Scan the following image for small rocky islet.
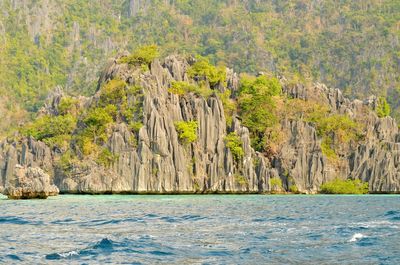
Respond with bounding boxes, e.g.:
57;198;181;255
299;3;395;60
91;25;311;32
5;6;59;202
1;50;399;199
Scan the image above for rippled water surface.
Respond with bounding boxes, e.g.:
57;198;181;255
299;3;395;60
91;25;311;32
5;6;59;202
0;195;399;264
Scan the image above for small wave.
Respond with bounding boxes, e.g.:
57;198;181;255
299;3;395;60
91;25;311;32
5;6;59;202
270;216;296;222
0;216;32;225
180;214;207;221
80;217;144;227
349;233;366;242
384;210;400;221
160;216;179;223
384;210;400;217
5;254;22;261
148;250;174;256
144;213;158;218
45;238;114;260
252;218;268;222
93;238;113;250
50;218;75;225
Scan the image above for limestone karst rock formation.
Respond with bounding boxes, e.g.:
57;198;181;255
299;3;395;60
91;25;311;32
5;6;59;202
1;54;399;195
3;165;59;199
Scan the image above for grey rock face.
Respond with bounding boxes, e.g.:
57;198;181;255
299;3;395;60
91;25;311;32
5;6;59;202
0;55;399;194
3;165;59;199
280;83;400;193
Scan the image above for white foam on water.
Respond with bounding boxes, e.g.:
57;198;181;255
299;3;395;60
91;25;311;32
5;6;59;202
59;250;79;258
349;233;365;242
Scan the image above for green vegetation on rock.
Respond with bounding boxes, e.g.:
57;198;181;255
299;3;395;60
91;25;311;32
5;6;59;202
58;97;80;115
168;81;197;96
188;57;226;87
99;79;127;106
217;90;236;126
118;45;159;68
313;114;362;159
320;179;369;194
270;177;283;192
238;75;281;152
289;184;299;194
167;80;213;99
174;121;198;144
235;175;248;185
376;96;391;118
96;148;118;167
224;132;244;162
23;114;77;149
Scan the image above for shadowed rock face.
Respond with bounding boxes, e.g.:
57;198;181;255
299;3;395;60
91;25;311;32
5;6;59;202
3;165;59;199
0;55;399;195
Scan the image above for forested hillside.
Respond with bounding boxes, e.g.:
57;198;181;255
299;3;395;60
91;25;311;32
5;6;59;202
1;0;399;136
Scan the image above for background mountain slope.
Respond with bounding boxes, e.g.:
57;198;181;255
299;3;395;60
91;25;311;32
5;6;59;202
1;0;399;136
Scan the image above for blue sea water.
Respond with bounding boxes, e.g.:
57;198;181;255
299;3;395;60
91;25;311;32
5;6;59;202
0;195;399;264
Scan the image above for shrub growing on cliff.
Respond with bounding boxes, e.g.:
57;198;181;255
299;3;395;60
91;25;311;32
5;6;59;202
23;114;77;142
83;105;116;129
238;74;282;151
320;179;369;194
225;132;244;162
119;45;159;67
57;149;77;172
270;177;283;191
99;79;127;106
58;96;79;115
289;184;299;193
168;81;197;95
81;105;116;145
376;96;391;118
217;90;236;125
174;121;198;144
312;114;362;159
96;148;118;167
316;114;360;143
280;93;363;159
187;57;226;87
235;175;248;185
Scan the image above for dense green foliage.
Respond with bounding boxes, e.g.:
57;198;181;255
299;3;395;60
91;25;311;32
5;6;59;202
168;80;214;98
118;45;159;67
82;105;116;140
23;114;76;149
217;90;236;125
58;97;80;115
187;57;226;87
99;79;128;106
174;121;198;144
224;132;244;162
313;114;362;159
98;79;144;132
238;75;281;151
320;179;369;194
270;177;283;191
289;184;299;194
168;81;197;96
376;96;391;118
1;0;400;133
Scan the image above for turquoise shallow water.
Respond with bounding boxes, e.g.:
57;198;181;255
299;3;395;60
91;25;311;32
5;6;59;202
0;195;399;264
